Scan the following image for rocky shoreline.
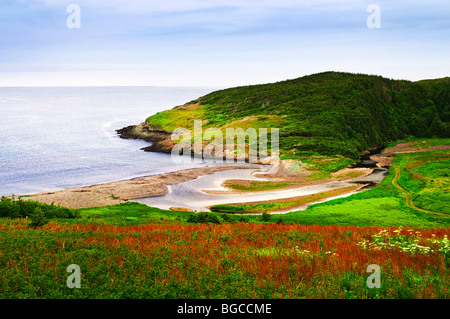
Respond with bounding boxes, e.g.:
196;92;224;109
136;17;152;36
116;122;268;162
116;122;174;154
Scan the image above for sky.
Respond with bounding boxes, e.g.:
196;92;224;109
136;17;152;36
0;0;449;87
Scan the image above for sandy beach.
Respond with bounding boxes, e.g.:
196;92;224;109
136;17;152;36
20;164;259;209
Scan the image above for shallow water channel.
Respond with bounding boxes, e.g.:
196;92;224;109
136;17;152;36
134;155;389;213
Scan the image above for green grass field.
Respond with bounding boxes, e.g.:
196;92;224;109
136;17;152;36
282;149;450;227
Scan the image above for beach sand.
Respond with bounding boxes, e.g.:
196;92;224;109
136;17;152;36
21;164;257;209
19;162;370;210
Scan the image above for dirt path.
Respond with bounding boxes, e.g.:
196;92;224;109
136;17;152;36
391;166;446;216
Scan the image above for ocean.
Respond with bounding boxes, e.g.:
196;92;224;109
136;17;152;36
0;86;215;196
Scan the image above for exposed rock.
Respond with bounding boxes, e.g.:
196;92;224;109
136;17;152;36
116;122;174;154
116;122;272;163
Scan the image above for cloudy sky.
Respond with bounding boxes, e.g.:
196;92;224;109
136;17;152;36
1;0;449;87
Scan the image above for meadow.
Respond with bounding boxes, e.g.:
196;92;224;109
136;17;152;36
0;220;448;299
0;143;449;299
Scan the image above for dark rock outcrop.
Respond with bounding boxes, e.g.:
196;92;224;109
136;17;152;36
116;122;174;154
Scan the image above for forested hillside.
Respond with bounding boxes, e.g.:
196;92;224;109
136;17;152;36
136;72;449;161
187;72;449;159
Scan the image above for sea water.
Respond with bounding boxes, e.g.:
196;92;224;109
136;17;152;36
0;86;215;196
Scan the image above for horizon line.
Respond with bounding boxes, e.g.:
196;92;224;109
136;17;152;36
0;71;448;89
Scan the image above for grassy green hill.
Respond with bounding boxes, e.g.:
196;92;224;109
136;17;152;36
145;72;449;161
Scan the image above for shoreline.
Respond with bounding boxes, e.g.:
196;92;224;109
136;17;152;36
133;167;379;213
202;167;374;195
15;162;374;210
206;183;370;215
16;164;260;209
14;140;448;211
